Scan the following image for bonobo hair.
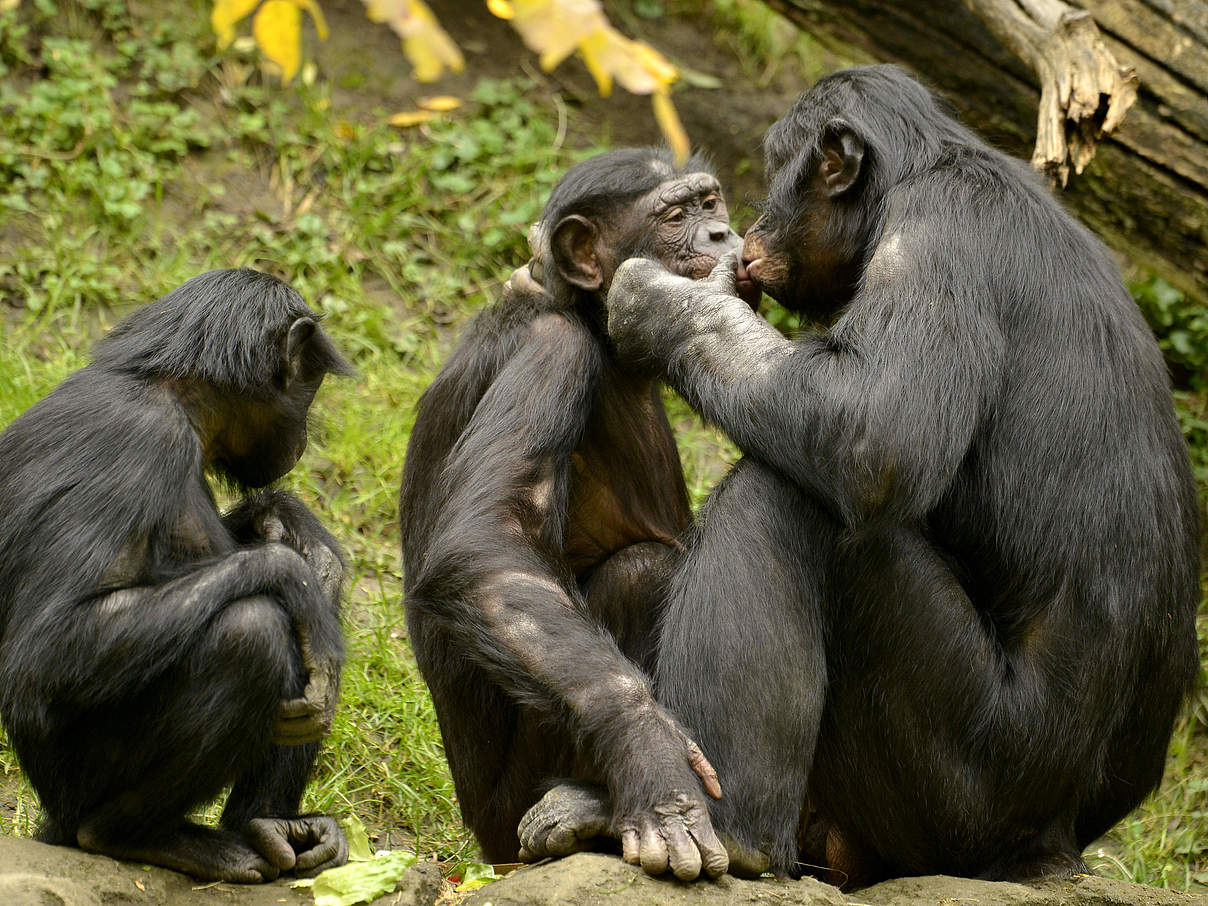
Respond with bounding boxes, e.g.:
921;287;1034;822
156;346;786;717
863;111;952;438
92;268;351;391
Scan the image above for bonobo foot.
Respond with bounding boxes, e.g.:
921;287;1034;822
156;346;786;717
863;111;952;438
246;815;349;877
77;820;280;883
518;781;613;861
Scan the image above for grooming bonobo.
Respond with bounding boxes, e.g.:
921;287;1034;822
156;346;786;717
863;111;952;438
400;149;758;880
0;269;353;882
526;65;1198;886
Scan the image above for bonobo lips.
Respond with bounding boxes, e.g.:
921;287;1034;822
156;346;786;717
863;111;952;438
736;256;762;309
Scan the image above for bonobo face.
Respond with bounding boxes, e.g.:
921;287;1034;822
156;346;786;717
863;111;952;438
741;116;873;318
629;172;741;281
216;375;324;489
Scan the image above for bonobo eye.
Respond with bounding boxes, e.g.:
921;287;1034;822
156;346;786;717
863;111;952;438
664;208;685;224
702;196;720;213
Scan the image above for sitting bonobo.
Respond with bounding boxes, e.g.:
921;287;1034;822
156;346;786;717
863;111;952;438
400;148;760;880
0;269;353;882
529;66;1200;888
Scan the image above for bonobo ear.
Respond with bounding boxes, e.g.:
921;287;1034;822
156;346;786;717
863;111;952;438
819;119;865;197
551;215;603;292
278;316;317;389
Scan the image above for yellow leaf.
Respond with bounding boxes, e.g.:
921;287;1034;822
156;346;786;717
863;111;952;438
388;110;439;127
253;0;302;81
364;0;465;81
211;0;260;47
486;0;514;19
418;95;462;111
287;0;329;39
653;89;690;167
577;31;613;97
509;0;603;72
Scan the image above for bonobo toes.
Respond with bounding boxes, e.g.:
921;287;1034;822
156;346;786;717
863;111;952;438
518;782;613;861
246;815;349;877
719;833;771;878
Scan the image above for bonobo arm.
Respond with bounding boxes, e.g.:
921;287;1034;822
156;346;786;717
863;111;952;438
224;490;346;745
409;313;726;880
9;544;338;710
606;224;1004;525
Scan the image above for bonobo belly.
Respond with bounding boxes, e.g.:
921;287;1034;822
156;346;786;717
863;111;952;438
561;407;690;576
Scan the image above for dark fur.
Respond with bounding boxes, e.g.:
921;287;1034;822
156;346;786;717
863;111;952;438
609;67;1201;883
0;269;351;881
400;149;729;862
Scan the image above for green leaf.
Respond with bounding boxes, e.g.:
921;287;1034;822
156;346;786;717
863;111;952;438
310;850;418;906
338;814;375;862
454;860;499;892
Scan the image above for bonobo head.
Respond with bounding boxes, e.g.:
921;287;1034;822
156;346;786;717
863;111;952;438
741;65;970;318
94;268;352;488
528;148;743;316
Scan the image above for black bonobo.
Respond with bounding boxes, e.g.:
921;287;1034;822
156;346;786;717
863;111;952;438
0;269;354;882
526;66;1202;886
401;148;759;880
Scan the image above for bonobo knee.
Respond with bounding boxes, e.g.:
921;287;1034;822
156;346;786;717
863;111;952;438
209;597;297;682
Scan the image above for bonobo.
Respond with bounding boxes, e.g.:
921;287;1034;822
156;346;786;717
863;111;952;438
400;148;758;880
528;66;1201;885
0;269;354;882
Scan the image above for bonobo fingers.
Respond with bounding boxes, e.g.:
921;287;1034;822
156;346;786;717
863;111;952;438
616;791;728;881
517;782;612;861
704;250;740;296
680;734;722;800
271;652;339;745
246;816;348;877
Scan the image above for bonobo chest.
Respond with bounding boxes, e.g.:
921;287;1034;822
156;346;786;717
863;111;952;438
562;373;691;574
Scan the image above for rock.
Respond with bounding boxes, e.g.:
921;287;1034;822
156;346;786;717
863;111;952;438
461;853;848;906
0;834;447;906
461;853;1208;906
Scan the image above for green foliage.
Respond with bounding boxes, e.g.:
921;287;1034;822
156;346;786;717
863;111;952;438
1133;276;1208;390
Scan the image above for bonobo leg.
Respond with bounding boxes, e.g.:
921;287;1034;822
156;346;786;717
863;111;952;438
581;540;678;674
658;458;831;878
74;597;305;881
810;526;1088;882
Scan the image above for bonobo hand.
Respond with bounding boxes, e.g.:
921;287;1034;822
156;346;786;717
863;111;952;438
271;624;340;745
606;252;746;374
504;261;547;300
612;723;727;881
257;512;343;603
246;815;348;877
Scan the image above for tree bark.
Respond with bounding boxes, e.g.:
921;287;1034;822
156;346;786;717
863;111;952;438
763;0;1208;304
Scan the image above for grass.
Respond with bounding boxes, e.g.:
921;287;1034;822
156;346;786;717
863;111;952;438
0;0;1205;890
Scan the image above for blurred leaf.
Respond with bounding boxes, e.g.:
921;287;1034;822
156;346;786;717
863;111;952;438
418;95;461;111
212;0;259;47
253;0;303;81
494;0;685;152
387;109;439;127
486;0;514;17
310;850;418;906
653;88;688;165
364;0;464;82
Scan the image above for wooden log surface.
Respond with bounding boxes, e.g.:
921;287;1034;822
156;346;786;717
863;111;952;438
763;0;1208;304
